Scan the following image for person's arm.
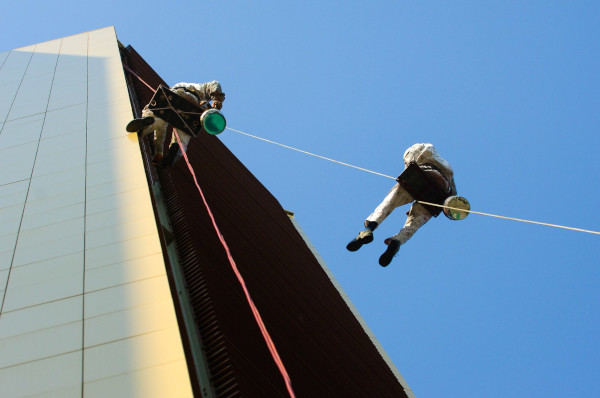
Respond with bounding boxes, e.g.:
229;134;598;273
204;81;225;109
170;82;189;90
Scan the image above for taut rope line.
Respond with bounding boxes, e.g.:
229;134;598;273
417;201;600;235
226;127;397;180
226;127;600;236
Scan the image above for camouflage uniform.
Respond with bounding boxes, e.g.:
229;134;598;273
140;81;225;158
366;143;457;246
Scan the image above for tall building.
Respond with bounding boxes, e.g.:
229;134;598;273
0;27;415;397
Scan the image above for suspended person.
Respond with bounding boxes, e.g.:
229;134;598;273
346;143;457;266
126;81;225;164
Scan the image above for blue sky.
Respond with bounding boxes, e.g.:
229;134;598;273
2;2;599;397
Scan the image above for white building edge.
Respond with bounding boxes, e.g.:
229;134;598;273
287;213;416;398
0;27;193;397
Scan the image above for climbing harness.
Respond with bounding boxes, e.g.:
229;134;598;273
395;162;450;217
146;84;227;136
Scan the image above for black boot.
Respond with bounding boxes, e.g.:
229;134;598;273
126;116;154;133
158;144;181;170
378;239;400;267
364;220;378;231
346;229;374;252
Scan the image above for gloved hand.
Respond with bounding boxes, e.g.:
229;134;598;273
211;92;225;110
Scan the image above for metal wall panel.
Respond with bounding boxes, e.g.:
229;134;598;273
0;27;193;398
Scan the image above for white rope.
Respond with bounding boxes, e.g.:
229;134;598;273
226;128;396;180
417;201;600;235
225;126;600;236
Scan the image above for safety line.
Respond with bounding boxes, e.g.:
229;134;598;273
168;95;296;396
417;201;600;235
123;64;156;93
226;127;397;180
174;131;296;397
122;67;296;397
227;127;600;236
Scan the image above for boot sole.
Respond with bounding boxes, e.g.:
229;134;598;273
346;235;373;252
126;116;154;132
379;240;400;267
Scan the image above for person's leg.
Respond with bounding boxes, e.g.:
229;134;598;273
127;108;168;163
170;129;191;153
346;225;376;252
161;130;192;167
151;117;168;161
126;107;155;133
379;202;432;266
365;183;413;226
347;184;413;252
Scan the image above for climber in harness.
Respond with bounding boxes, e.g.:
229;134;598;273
126;81;226;164
346;143;465;267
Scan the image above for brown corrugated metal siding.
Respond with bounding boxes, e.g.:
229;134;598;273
121;45;411;398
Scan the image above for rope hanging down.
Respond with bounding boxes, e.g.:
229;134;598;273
173;132;296;398
226;127;600;236
123;67;296;398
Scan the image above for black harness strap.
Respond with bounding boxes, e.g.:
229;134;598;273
147;85;208;137
396;163;451;217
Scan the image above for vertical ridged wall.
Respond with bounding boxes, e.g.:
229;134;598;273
158;170;239;397
123;41;413;398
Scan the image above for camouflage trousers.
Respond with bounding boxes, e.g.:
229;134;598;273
365;183;433;246
140;88;200;156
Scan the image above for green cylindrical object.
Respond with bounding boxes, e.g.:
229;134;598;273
201;109;227;135
443;196;470;220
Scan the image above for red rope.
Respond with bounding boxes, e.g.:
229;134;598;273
123;64;156;93
173;131;296;398
124;67;296;397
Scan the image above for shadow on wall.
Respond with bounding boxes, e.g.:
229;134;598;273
0;30;174;396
